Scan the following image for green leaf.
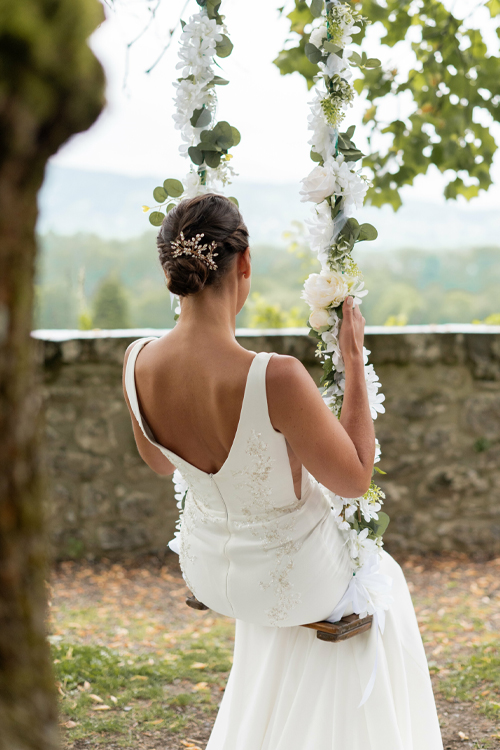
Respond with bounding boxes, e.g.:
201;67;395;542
166;202;176;213
357;223;378;242
348;51;363;66
228;196;239;207
304;41;323;64
180;19;186;29
310;149;323;163
310;0;323;18
323;41;342;55
188;146;204;165
487;0;500;15
364;58;381;69
230;126;241;147
373;466;387;475
153;186;167;203
190;106;212;128
163;178;184;197
204;151;222;168
370;511;390;538
215;34;234;58
345;125;356;139
149;211;164;227
212;75;230;85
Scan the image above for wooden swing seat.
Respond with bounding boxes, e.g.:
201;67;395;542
185;595;373;642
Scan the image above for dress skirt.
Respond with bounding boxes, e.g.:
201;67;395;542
205;551;443;750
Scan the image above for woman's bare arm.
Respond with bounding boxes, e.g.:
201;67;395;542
122;343;176;476
266;298;374;498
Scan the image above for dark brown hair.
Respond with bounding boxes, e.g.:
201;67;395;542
157;193;249;297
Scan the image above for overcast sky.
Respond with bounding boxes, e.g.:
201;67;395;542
50;0;500;208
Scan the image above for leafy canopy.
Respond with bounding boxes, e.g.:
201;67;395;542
274;0;500;209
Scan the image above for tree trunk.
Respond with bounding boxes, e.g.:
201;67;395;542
0;2;105;748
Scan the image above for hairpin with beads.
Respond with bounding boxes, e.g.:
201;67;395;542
170;231;219;271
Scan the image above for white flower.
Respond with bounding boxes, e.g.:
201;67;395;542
183;171;207;199
374;438;381;464
344;274;369;305
310;25;327;48
309;308;331;330
307;89;338;160
321;52;352;80
364;363;386;419
305;200;335;265
302;269;348;310
299;163;338;204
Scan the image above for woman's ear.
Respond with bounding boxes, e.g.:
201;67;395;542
238;246;251;278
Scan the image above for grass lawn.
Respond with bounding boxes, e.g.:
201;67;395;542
46;552;500;749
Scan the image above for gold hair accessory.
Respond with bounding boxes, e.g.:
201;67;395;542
170;231;219;270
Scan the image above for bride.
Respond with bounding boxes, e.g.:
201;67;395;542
123;192;443;749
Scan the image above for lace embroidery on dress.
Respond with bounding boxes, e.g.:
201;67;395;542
231;429;305;626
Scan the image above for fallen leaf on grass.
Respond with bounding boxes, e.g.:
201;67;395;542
191;662;208;669
192;682;209;691
91;705;111;711
458;731;469;741
130;675;148;681
110;696;118;704
62;721;79;729
145;719;163;725
163;653;179;661
89;694;103;703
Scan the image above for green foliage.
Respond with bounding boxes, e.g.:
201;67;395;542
274;0;500;207
92;274;130;329
246;292;307;328
34;233;500;330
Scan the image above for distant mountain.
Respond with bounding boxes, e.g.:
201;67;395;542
37;164;500;250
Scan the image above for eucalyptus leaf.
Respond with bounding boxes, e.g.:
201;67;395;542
149;211;164;227
228;196;239;207
164;178;184;197
230;126;241;147
310;149;323;163
215;34;234;58
305;42;322;64
212;75;229;85
345;125;356;139
166;202;176;213
310;0;323;18
348;51;363;66
204;150;222;168
153;186;167;203
324;41;342;55
188;146;204;165
190;106;212;128
365;57;381;68
358;223;378;242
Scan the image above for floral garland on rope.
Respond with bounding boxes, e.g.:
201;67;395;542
142;0;241;544
299;1;394;631
143;0;240;227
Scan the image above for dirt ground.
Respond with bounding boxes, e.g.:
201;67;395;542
46;551;500;749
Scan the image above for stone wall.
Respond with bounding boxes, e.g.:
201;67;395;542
34;326;500;560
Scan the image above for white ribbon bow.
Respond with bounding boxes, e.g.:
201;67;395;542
326;553;394;707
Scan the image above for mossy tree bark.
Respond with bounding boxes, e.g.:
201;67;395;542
0;2;105;748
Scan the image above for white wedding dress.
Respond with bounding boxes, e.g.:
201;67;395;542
125;337;443;750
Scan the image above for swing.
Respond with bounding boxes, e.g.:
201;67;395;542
185;594;373;642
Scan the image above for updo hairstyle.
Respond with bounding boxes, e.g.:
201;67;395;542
157;193;250;297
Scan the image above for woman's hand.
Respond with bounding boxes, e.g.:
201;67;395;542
339;296;365;365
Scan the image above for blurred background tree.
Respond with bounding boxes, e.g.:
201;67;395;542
92;274;131;329
274;0;500;208
0;1;104;748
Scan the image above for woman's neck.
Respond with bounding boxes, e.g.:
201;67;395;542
173;286;238;346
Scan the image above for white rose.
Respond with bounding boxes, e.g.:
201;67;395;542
310;25;327;48
309;309;330;330
299;164;337;203
301;269;349;310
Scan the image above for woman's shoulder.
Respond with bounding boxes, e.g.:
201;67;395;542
266;352;316;404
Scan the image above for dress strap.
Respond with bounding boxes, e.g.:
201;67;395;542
242;351;276;434
124;337;161;444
